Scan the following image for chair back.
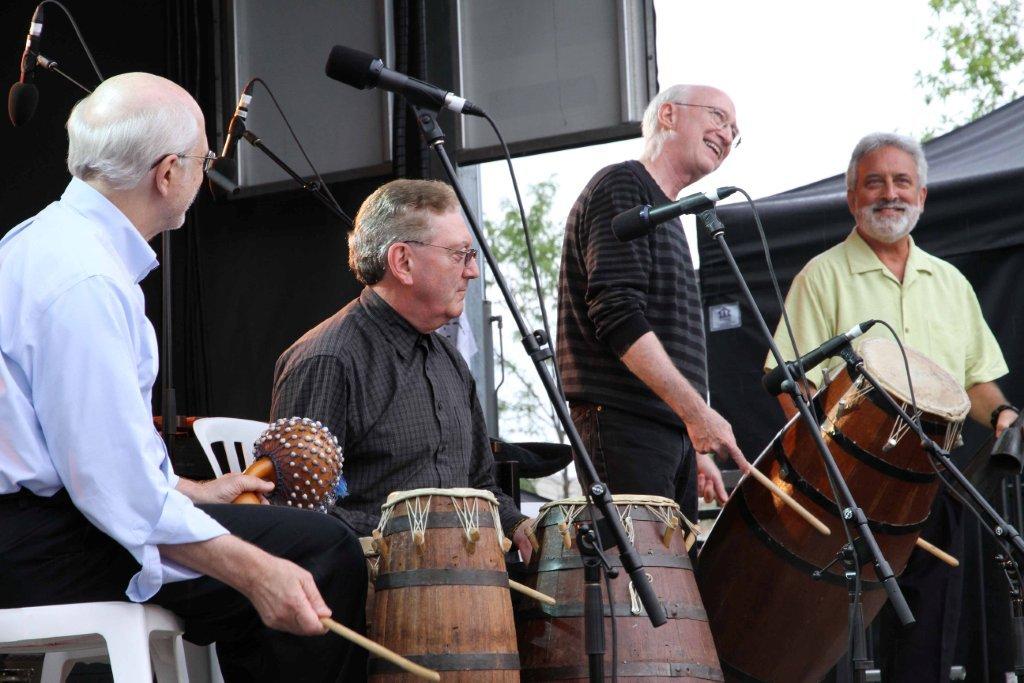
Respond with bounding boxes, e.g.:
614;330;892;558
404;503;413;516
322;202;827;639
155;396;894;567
193;417;269;476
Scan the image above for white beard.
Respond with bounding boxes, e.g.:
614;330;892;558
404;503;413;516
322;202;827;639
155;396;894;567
856;201;922;243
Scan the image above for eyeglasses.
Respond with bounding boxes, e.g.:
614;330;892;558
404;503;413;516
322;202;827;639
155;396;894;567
404;240;478;267
670;102;742;148
150;150;218;173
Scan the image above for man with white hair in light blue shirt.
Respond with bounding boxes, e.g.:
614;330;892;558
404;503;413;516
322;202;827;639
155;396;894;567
0;72;366;682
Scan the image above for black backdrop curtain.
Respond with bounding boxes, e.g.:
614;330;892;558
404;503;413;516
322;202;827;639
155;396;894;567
0;0;454;423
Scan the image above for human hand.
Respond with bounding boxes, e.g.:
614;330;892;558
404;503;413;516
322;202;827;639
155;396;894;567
244;555;331;636
995;408;1021;439
513;519;535;564
695;452;728;504
190;473;275;505
686;405;749;471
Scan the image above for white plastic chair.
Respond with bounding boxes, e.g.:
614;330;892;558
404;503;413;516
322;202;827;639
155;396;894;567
0;602;187;682
192;417;268;476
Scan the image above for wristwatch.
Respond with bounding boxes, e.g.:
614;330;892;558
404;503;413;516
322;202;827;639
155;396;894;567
990;403;1020;429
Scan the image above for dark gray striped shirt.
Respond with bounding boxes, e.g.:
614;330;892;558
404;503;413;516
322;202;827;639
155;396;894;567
270;288;524;536
556;160;708;428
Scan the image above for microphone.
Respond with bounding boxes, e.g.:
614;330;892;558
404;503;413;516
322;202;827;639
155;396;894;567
611;186;738;242
325;45;484;117
207;81;254;197
762;320;879;396
8;4;44;127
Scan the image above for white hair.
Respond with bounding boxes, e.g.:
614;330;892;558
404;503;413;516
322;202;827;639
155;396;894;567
66;73;201;190
640;84;696;160
846;132;928;191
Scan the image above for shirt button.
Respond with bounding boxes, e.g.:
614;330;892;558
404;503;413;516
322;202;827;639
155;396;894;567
438;402;445;411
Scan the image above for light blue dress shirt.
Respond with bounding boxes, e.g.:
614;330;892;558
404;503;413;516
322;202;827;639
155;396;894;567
0;178;228;601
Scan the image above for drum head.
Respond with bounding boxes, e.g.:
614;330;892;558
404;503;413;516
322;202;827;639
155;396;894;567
858;338;969;421
538;494;678;514
382;487;498;509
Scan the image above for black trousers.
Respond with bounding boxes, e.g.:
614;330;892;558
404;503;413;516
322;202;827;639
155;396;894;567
570;403;698;522
0;489;368;682
876;489;965;682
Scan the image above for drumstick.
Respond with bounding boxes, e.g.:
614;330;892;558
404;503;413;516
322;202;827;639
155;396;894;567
746;466;831;536
508;580;556;606
321;617;440;682
915;537;959;567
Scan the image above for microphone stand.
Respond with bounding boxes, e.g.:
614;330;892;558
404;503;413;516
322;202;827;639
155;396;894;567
834;344;1024;676
409;105;666;678
697;209;913;682
34;53;92;94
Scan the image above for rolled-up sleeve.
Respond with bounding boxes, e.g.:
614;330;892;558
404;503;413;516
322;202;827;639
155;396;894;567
27;276;227;601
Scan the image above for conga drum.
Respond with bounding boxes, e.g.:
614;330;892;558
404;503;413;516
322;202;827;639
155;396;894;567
516;495;721;682
697;338;970;682
369;488;520;681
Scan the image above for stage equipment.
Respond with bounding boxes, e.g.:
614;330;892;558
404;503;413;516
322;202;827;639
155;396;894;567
762;320;879;396
327;44;670;682
517;495;718;681
208;78;352;225
610;187;738;242
370;488;519;681
326;45;483;117
700;338;967;682
8;2;102;125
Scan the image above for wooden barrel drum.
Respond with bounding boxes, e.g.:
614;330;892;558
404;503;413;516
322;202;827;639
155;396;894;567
517;495;721;682
697;339;970;682
369;488;520;682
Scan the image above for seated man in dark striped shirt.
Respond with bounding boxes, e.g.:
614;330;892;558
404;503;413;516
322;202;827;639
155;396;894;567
556;84;749;522
270;179;533;560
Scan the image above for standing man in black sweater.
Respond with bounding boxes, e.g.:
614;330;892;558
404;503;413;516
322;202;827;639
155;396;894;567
557;84;748;521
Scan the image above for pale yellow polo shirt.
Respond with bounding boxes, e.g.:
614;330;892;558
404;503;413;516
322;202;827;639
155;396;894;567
765;229;1007;390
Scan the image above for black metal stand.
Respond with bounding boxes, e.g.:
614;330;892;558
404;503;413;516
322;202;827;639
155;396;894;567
696;209;914;646
578;524;617;683
35;53;92;95
409;105;666;644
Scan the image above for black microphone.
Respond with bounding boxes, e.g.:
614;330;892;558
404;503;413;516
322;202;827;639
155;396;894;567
611;186;738;242
8;4;44;127
762;320;879;396
325;45;484;117
207;81;254;197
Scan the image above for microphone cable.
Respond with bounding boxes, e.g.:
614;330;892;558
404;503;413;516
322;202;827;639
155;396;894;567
240;77;353;228
38;1;105;83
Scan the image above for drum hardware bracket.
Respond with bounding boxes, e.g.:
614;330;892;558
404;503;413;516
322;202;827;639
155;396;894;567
577;523;617;682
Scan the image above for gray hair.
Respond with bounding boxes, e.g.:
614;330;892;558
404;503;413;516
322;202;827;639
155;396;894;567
846;132;928;191
66;73;201;190
349;179;459;285
640;84;695;160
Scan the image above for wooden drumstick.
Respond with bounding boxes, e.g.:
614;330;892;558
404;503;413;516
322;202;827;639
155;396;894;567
321;617;440;681
746;466;831;536
915;537;959;567
508;580;557;606
233;458;275;504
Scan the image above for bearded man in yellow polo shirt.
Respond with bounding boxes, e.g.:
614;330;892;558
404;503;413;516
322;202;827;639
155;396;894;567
766;131;1019;681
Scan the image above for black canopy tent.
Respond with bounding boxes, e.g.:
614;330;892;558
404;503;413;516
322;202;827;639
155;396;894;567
696;96;1024;677
698;95;1024;464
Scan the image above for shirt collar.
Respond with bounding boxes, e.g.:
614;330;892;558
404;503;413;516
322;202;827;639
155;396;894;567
360;287;430;360
60;177;159;283
844;228;933;277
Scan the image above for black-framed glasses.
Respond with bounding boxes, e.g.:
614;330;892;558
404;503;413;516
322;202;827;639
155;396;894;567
150;150;218;173
404;240;478;267
670;102;742;148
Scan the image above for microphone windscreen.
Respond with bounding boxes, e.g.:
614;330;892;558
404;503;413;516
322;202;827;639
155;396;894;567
325;45;377;89
207;157;239;199
611;205;650;242
8;82;39;127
